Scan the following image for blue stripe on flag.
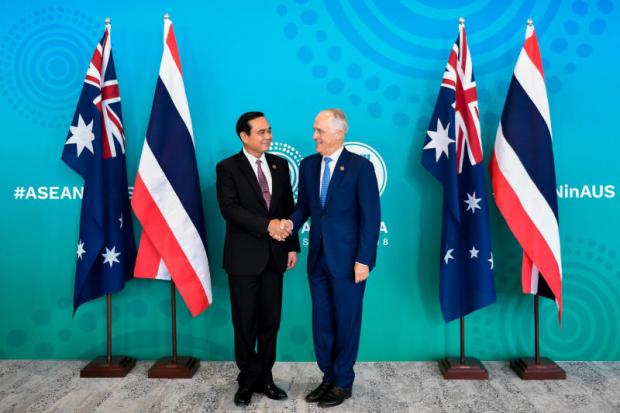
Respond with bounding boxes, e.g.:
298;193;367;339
500;76;558;218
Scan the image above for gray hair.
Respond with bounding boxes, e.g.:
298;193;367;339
321;108;348;135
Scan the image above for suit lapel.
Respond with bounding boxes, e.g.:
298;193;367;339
265;153;280;212
235;151;268;212
324;148;351;209
312;155;322;209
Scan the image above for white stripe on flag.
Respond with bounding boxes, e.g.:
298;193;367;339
159;22;194;143
530;262;539;293
494;125;562;276
137;142;213;303
156;259;171;280
513;51;552;137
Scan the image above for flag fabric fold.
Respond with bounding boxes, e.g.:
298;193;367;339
62;23;136;313
132;17;212;316
490;23;562;321
422;23;496;322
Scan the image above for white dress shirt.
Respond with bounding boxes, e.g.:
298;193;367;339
319;145;344;195
243;148;272;193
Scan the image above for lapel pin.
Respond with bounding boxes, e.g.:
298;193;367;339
272;164;277;169
340;166;345;171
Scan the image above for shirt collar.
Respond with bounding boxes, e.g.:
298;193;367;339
243;148;268;166
323;145;344;165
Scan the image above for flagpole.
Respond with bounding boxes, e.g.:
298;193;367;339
171;283;178;363
147;280;200;378
76;16;136;378
106;294;112;363
460;316;465;365
534;295;540;365
510;294;566;379
433;16;489;380
140;13;201;379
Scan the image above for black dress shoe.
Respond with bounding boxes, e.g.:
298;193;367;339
234;387;252;406
305;382;334;403
254;382;288;400
317;386;352;408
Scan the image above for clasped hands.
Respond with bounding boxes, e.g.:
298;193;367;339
268;219;293;241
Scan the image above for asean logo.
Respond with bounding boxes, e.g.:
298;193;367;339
268;141;303;198
344;141;387;196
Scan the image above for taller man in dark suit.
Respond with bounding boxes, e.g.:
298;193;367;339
285;108;381;408
216;112;299;407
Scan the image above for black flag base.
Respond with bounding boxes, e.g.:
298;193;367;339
80;355;136;378
439;357;489;380
510;357;566;380
147;356;200;379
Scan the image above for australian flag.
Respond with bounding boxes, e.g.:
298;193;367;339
61;23;136;313
421;23;496;322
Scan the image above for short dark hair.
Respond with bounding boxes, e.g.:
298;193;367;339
236;111;265;138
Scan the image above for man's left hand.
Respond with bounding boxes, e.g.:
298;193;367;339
354;262;369;283
287;251;298;270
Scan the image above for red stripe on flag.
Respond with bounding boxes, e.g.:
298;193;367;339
85;75;99;85
101;113;111;159
490;155;562;320
132;174;210;316
134;231;162;278
524;31;544;78
166;25;183;75
91;51;103;76
102;84;119;100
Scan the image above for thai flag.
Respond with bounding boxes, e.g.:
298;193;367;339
490;22;562;321
132;16;212;316
422;22;496;322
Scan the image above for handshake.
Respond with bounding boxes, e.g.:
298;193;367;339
268;219;293;242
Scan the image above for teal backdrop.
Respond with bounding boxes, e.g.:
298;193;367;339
1;0;618;361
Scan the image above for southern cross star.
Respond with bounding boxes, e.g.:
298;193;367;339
469;246;479;259
65;114;95;157
77;240;86;260
464;192;482;214
102;246;121;268
424;118;454;162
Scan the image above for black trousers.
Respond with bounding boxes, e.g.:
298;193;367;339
227;254;283;388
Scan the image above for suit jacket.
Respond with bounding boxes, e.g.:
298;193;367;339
216;151;300;275
290;147;381;278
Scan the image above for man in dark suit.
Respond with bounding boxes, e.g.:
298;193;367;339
216;112;299;407
285;109;381;407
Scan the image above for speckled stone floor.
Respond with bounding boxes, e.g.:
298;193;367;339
0;361;618;412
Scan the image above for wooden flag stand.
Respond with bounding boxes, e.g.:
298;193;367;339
439;316;488;379
80;295;136;377
510;295;566;379
147;282;200;378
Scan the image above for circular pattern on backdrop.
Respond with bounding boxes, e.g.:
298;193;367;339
6;329;28;347
31;309;51;326
0;7;99;128
276;1;612;131
77;311;97;332
268;141;304;199
469;237;620;360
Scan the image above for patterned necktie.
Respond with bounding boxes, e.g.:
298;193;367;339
320;157;332;207
256;159;271;209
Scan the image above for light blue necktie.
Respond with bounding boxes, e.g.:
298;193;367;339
320;157;332;207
